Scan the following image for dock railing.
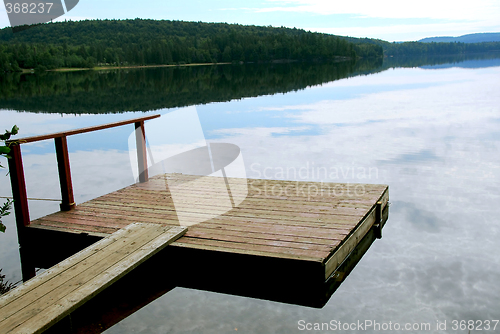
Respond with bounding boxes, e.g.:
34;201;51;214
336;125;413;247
6;114;160;278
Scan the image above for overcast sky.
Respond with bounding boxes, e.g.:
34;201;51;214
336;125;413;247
1;0;500;41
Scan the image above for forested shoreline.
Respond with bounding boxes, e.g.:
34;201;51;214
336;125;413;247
0;19;382;73
0;19;498;74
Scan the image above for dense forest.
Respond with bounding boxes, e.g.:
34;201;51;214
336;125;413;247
0;19;383;73
0;19;498;74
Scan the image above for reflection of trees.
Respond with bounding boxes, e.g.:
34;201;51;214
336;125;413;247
382;53;500;69
1;53;494;115
0;269;17;295
0;59;383;114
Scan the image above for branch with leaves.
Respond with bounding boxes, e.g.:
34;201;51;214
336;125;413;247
0;125;19;233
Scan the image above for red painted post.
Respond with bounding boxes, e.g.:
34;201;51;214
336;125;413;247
8;143;36;281
55;136;76;211
135;121;148;183
8;144;30;231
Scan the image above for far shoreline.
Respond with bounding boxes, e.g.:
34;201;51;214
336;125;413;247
21;57;354;73
46;62;233;73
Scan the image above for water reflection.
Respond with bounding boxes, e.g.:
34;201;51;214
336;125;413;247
1;54;500;333
0;59;382;114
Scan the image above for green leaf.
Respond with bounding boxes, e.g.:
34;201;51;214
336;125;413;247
10;125;19;135
0;223;5;233
0;146;11;155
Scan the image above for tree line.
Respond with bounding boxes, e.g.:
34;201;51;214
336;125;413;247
382;41;500;56
333;36;500;57
0;19;383;73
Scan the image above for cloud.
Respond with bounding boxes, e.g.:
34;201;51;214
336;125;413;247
271;69;500;127
260;0;500;21
308;19;500;41
211;126;310;137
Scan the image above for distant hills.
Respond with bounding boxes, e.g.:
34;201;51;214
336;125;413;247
419;33;500;43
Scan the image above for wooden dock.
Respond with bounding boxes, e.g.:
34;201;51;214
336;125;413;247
6;115;389;319
25;173;389;307
0;223;186;334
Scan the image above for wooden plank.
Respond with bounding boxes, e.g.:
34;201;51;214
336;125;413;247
135;177;387;199
43;208;348;242
26;223;111;238
1;224;164;319
0;224;146;307
88;196;369;220
158;174;388;193
32;220;119;235
47;204;359;229
185;228;337;252
177;236;330;259
139;179;387;201
119;184;385;203
0;224;186;334
39;210;354;243
98;192;376;215
80;201;367;225
35;196;367;233
186;226;341;245
22;225;186;334
171;241;324;263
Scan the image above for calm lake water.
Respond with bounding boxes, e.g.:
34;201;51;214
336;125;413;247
1;54;500;333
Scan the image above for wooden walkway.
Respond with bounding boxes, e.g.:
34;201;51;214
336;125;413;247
0;223;186;334
28;173;389;283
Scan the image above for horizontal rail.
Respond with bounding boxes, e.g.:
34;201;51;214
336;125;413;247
7;114;160;145
0;196;60;202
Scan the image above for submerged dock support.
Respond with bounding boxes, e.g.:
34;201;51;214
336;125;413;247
374;201;383;239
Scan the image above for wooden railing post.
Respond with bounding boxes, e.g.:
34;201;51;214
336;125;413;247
8;144;30;233
55;136;75;211
135;121;148;183
8;143;36;281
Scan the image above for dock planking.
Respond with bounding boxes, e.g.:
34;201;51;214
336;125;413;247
0;223;186;334
27;173;389;286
